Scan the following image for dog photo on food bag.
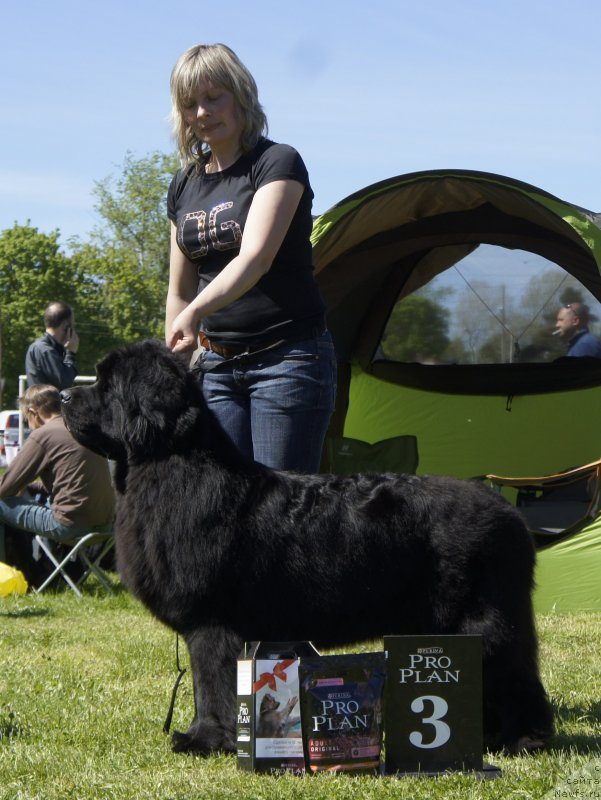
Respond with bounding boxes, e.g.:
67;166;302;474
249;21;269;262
257;693;299;739
60;340;554;757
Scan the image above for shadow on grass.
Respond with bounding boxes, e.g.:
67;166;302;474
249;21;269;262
549;700;601;754
0;575;128;612
0;607;50;619
80;578;129;598
0;708;30;741
548;734;601;753
33;572;128;598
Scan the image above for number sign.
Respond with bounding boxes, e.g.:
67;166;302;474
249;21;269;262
384;635;483;774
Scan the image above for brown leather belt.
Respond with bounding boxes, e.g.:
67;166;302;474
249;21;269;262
199;321;327;360
199;331;276;359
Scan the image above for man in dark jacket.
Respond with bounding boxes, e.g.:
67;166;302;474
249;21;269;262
555;302;601;359
25;301;79;389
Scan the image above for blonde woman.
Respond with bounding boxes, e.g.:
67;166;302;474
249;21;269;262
165;43;336;472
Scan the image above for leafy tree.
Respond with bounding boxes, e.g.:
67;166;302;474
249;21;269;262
88;149;178;347
451;279;505;363
381;293;450;362
92;150;179;279
69;242;165;345
0;224;87;405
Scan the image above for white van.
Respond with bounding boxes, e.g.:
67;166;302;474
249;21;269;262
0;410;29;466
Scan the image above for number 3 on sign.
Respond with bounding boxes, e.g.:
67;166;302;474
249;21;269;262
409;695;451;749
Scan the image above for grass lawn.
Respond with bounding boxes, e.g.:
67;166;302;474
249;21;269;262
1;582;600;800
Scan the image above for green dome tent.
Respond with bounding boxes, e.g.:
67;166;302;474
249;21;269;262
312;169;601;612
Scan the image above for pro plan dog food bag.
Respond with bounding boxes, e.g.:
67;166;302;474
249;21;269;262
298;652;386;774
236;641;320;775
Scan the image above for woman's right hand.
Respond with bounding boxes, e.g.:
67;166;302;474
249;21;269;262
168;303;202;353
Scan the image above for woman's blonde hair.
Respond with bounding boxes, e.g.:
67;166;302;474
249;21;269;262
170;43;268;169
19;384;61;417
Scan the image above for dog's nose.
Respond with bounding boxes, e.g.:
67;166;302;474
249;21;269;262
60;390;72;404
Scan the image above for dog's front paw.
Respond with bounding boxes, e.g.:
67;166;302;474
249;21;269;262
502;734;549;755
171;722;236;756
486;729;551;756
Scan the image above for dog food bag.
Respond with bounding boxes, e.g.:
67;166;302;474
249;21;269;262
237;641;320;775
299;652;386;774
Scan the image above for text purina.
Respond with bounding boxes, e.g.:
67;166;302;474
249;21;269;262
398;653;460;684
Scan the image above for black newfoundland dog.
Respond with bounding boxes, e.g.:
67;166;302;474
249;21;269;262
60;340;553;756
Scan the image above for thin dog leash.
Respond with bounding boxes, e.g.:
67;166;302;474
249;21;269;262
163;634;187;734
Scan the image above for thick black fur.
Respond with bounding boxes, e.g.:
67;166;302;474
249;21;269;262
60;340;554;756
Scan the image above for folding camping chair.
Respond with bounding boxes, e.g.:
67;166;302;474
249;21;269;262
33;528;116;597
323;434;419;476
486;459;601;547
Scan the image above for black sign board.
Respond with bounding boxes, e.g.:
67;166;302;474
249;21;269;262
384;635;483;774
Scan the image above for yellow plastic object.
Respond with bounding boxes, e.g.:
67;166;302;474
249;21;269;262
0;562;28;596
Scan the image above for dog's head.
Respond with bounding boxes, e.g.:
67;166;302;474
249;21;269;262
260;694;280;714
61;340;204;462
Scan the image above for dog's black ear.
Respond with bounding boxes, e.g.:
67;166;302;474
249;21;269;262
173;403;202;441
115;342;204;458
121;404;168;457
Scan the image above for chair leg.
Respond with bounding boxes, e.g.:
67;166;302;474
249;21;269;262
34;536;84;597
75;537;115;594
33;532;115;597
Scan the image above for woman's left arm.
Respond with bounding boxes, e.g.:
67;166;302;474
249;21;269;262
169;179;304;353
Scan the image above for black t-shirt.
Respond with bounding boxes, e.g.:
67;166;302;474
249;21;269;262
167;138;325;344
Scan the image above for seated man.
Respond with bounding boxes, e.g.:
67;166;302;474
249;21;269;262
0;385;115;570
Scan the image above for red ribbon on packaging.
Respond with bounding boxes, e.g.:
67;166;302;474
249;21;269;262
253;659;296;693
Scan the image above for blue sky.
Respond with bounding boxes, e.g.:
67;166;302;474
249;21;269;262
1;0;600;246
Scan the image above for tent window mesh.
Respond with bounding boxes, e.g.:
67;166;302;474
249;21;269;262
378;245;601;365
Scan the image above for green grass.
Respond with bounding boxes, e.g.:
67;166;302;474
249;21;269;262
1;583;600;800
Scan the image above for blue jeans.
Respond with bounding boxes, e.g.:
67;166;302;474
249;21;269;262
0;496;95;563
195;331;337;472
